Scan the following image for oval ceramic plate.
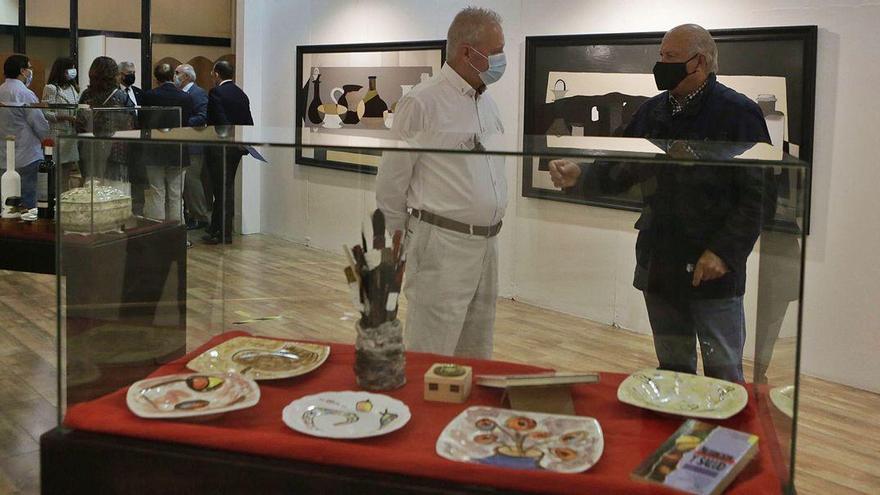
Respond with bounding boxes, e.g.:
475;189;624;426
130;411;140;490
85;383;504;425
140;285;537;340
435;406;604;473
186;336;330;380
617;369;748;419
770;385;795;418
126;372;259;419
282;391;411;439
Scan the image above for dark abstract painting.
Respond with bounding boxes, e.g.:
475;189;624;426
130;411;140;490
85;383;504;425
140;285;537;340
523;27;817;225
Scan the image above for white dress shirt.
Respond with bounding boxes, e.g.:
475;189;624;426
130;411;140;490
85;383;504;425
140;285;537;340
182;81;194;93
0;78;50;168
376;64;506;234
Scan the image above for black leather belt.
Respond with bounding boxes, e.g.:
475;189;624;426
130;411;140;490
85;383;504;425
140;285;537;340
411;209;502;237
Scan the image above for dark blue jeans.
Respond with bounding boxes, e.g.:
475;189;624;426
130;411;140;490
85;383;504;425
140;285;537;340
19;160;40;209
643;292;746;382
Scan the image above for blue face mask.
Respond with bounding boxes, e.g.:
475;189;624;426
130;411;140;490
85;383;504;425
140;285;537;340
23;69;33;87
468;47;506;86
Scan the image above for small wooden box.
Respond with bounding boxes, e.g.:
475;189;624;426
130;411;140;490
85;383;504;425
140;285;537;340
424;363;472;403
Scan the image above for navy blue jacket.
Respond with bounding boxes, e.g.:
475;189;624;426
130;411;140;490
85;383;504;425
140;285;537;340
141;82;194;129
185;83;208;127
141;82;195;167
580;74;772;299
207;81;253;126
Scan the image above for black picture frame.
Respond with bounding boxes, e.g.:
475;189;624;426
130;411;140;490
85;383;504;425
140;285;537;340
522;26;817;228
295;40;446;175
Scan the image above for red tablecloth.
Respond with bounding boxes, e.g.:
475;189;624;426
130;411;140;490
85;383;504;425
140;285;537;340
64;331;786;494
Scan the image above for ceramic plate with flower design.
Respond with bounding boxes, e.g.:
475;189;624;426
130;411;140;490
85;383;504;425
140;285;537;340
186;336;330;380
126;372;260;419
770;385;795;418
282;391;411;439
617;369;748;419
435;406;603;473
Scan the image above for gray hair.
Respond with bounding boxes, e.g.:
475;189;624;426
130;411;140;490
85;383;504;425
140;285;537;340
176;63;196;81
446;7;503;56
118;61;135;72
667;24;719;73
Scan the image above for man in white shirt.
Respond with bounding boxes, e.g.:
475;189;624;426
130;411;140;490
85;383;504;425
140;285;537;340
0;54;50;208
376;7;507;359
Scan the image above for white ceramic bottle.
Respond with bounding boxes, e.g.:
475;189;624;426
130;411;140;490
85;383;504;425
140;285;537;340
1;135;21;217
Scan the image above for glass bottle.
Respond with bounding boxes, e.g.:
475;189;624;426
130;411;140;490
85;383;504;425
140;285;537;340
361;76;388;118
1;135;21;216
307;73;324;125
37;138;56;220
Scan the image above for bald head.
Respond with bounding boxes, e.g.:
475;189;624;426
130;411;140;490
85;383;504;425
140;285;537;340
154;63;174;83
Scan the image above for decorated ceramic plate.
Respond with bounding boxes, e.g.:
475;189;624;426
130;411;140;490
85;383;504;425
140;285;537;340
186;336;330;380
617;369;748;419
435;406;603;473
770;385;795;418
282;391;411;439
126;372;259;419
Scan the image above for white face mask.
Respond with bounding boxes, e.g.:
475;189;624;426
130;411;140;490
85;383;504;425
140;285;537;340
66;68;77;81
174;74;184;87
23;68;33;87
468;47;506;86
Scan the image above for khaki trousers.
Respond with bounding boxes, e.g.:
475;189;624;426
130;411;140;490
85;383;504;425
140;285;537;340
403;218;498;359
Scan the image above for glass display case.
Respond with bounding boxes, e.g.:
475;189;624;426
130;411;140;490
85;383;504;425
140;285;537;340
35;125;806;494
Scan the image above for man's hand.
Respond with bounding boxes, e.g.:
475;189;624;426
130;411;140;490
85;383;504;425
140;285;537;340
548;159;582;189
692;250;729;287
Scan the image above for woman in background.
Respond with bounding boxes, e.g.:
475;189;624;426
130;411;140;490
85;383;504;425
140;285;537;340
42;57;80;190
76;56;135;195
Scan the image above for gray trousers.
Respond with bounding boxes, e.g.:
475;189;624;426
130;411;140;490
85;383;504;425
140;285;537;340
403;218;498;359
183;154;211;222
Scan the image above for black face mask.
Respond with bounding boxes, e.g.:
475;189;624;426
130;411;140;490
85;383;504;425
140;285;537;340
122;73;136;86
652;53;699;91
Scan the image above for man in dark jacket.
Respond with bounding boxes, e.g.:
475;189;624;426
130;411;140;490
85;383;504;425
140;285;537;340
204;60;253;244
548;24;771;382
140;63;194;221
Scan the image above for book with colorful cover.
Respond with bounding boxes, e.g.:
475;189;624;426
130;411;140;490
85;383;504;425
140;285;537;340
631;419;759;495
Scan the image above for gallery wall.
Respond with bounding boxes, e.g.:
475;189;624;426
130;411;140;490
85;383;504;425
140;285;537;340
241;0;880;393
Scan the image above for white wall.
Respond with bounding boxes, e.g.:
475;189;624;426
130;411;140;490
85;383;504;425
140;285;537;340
243;0;880;393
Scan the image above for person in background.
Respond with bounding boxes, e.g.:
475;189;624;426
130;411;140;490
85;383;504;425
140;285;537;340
42;57;80;191
548;24;770;382
118;61;144;107
174;63;211;231
0;54;50;208
140;63;193;222
376;7;507;359
204;60;253;245
77;56;135;195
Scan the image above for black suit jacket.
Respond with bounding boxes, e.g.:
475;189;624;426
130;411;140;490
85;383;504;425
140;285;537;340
207;81;254;126
122;85;145;107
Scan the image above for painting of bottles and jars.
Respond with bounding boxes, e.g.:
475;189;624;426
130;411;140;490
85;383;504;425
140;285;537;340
295;42;445;174
301;66;433;131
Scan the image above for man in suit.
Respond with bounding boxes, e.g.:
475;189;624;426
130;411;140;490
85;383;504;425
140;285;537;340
175;63;211;231
140;63;194;221
118;61;144;107
204;60;253;245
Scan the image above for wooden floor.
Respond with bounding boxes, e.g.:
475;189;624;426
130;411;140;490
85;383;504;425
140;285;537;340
0;234;878;494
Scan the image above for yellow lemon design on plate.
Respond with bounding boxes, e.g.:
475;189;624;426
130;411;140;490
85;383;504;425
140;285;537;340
356;399;373;412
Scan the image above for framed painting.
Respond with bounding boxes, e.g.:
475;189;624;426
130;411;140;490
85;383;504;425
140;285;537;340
523;26;817;228
295;40;446;175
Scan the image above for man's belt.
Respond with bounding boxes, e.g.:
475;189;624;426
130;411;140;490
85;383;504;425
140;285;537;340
410;209;502;237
